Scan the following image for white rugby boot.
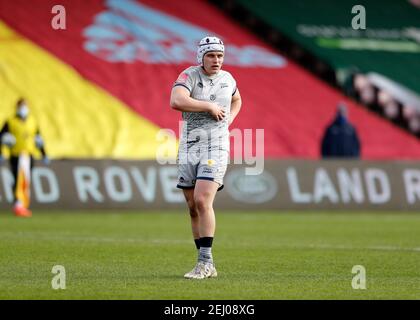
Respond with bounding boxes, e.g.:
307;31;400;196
184;263;200;279
188;261;217;279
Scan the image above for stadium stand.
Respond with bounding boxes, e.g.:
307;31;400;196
1;0;420;159
214;0;420;137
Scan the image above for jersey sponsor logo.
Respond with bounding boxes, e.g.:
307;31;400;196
202;167;214;174
83;0;286;68
220;83;229;88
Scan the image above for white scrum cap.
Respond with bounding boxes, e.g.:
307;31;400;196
196;36;224;66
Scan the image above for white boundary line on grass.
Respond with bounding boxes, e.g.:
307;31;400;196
300;243;420;252
1;231;420;252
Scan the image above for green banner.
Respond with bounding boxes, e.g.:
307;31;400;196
236;0;420;94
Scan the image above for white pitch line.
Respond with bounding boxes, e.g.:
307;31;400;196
280;243;420;253
366;245;420;252
1;232;420;252
0;232;191;245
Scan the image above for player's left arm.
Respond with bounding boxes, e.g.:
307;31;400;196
229;89;242;126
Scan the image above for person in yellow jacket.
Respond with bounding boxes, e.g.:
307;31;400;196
0;98;49;217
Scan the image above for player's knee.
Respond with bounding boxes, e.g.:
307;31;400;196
194;195;211;214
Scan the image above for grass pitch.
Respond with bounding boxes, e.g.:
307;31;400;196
0;210;419;300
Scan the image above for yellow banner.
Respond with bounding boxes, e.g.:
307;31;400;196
0;21;177;159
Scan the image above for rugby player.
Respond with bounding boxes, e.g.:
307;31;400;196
170;36;242;279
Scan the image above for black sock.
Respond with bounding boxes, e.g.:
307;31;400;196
199;237;213;248
194;239;200;250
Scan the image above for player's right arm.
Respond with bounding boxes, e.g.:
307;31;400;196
170;69;225;121
170;86;225;121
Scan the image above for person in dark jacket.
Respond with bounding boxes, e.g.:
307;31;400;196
321;103;361;158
